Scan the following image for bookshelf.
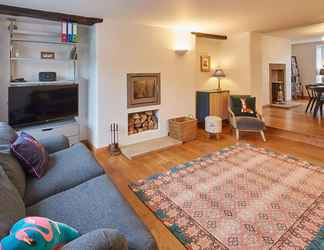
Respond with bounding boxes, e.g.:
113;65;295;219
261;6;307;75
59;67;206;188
8;20;79;85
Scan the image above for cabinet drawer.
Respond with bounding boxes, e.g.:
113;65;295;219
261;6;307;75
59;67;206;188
68;135;80;146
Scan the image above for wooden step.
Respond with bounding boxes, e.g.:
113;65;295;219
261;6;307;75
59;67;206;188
267;127;324;148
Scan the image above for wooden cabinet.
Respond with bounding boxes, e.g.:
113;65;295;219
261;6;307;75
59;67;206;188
196;90;230;127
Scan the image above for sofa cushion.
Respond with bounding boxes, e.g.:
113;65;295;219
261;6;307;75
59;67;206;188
27;175;157;250
230;96;257;117
0;149;26;197
62;229;128;250
24;143;104;206
0;217;80;249
0;123;17;147
11;132;49;178
37;135;69;155
236;116;265;130
0;166;25;239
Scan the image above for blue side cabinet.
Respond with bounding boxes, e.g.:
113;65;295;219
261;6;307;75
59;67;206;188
196;90;230;127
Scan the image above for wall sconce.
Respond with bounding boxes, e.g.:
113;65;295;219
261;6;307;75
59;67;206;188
173;31;194;55
174;49;189;55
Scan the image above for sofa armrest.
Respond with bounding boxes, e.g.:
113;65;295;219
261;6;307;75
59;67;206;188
62;229;128;250
38;135;69;154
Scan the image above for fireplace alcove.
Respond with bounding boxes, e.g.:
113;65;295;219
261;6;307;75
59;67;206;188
269;64;286;105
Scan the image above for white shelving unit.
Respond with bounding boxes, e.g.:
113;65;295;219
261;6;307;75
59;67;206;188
8;20;79;84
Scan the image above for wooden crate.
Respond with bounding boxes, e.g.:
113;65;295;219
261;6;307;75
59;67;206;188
169;117;197;142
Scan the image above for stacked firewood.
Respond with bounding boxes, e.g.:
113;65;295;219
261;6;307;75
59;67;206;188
128;111;158;135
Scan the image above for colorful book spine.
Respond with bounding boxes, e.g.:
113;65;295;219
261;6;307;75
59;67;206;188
61;21;67;43
67;22;73;43
72;23;78;43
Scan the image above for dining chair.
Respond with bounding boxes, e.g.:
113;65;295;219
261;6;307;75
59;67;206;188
305;84;317;113
312;86;324;118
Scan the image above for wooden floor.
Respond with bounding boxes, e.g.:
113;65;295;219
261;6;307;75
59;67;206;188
94;128;324;250
263;100;323;138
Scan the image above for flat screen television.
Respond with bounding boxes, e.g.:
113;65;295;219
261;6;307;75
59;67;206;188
9;84;78;128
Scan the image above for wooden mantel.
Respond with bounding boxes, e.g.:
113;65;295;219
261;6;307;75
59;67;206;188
191;32;227;40
0;4;103;25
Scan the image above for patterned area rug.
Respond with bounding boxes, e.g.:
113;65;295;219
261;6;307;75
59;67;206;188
129;144;324;250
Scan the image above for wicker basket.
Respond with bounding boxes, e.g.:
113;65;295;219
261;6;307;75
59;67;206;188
169;117;197;142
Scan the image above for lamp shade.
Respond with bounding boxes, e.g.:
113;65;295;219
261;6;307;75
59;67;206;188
212;68;226;78
320;68;324;76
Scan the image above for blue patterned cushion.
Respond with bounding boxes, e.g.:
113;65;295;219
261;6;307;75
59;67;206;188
10;132;49;178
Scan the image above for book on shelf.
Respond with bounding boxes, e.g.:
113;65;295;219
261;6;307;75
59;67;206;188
67;22;73;42
61;21;67;43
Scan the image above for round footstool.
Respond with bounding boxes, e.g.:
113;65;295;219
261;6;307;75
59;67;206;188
205;116;222;139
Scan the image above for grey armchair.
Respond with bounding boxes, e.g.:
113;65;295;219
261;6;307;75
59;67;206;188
228;95;266;142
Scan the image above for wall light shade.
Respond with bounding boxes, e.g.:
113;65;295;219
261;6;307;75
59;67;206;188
174;49;189;55
173;31;195;52
212;68;226;78
320;68;324;75
212;68;226;91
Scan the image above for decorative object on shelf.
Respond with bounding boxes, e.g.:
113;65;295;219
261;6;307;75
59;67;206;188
109;123;121;156
196;90;230;127
169;116;197;143
39;72;57;82
70;46;78;60
40;51;55;59
11;78;26;83
320;67;324;82
127;73;161;108
200;56;211;72
212;68;226;91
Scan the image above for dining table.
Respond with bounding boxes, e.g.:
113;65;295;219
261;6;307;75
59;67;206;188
311;85;324;118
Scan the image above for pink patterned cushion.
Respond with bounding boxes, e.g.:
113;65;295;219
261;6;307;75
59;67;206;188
11;132;49;178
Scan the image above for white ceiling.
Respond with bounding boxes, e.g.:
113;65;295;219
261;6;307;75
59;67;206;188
1;0;324;36
267;23;324;43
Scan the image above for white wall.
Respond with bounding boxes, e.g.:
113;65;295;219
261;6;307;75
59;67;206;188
292;42;321;87
196;33;252;95
260;35;292;105
195;32;291;110
91;20;196;148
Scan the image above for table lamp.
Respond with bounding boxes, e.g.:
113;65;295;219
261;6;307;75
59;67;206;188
212;68;226;91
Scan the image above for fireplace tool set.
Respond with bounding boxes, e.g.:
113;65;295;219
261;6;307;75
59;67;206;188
109;123;121;156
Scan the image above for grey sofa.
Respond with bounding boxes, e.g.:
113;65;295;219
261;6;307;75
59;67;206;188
0;123;157;250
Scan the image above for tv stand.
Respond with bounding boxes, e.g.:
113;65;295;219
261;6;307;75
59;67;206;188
17;119;80;146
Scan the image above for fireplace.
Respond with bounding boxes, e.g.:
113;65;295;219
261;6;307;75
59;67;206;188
269;64;286;105
128;110;159;135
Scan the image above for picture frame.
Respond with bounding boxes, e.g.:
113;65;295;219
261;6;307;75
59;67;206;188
127;73;161;108
200;56;211;72
41;52;55;60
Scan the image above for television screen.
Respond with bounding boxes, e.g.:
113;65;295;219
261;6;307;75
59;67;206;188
9;84;78;128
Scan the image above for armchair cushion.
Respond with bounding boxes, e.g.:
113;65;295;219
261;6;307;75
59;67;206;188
230;96;257;117
62;229;128;250
236;117;265;131
37;135;69;155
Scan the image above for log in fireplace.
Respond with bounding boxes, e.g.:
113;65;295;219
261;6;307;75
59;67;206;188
128;110;158;135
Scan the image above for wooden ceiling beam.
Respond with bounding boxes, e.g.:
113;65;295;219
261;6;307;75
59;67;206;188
191;32;227;40
0;4;103;25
